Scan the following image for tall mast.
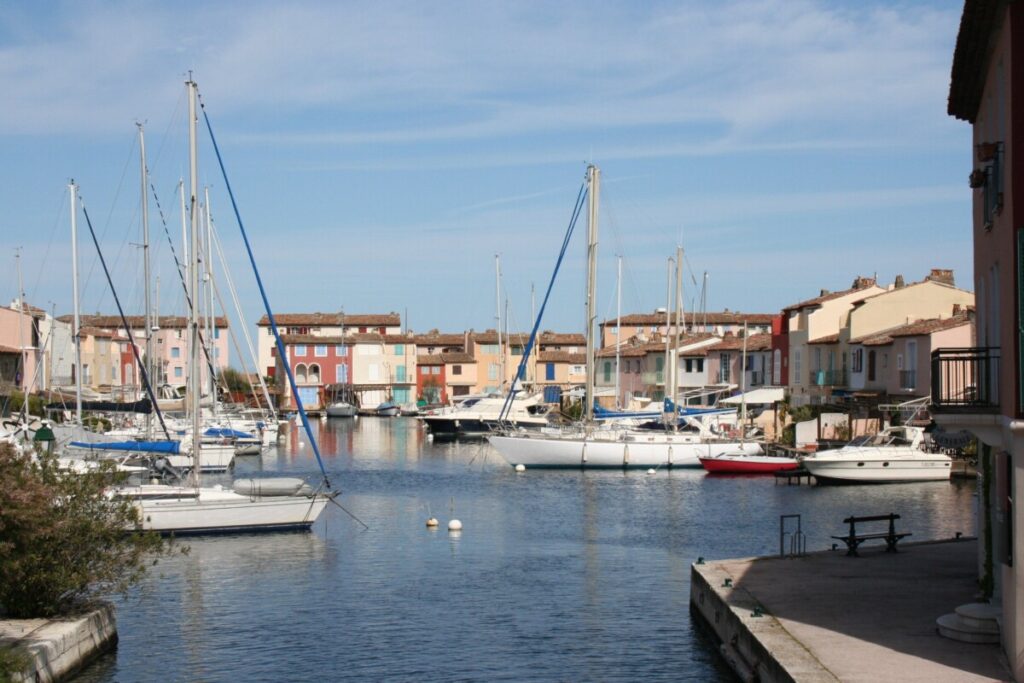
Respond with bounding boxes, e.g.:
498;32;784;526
495;254;503;390
70;181;83;425
663;256;672;424
740;321;748;431
672;245;683;423
530;282;536;383
615;255;621;409
204;186;217;410
187;77;202;487
138;123;153;433
583;164;599;423
154;276;161;386
15;250;27;423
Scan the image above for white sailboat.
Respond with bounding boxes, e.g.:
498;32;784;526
129;78;331;533
488;165;760;469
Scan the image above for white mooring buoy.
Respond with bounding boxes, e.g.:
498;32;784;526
426;517;439;528
448;519;463;532
298;441;305;448
515;464;526;472
647;468;656;475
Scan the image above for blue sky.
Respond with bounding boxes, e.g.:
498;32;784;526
0;1;972;343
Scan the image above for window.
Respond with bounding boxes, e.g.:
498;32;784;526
793;350;802;385
572;365;585;375
511;345;523;356
394;344;404;355
685;359;693;373
452;365;462;376
174;366;183;378
336;345;348;356
545;363;555;381
214;328;220;339
315;345;327;357
481;344;499;355
488;363;499;381
335;364;348;383
896;354;904;371
867;350;876;381
396;365;407;382
603;361;612;382
309;364;321;384
171;347;181;359
296;363;308;383
719;354;730;382
852;348;863;373
431;366;441;375
294;345;307;357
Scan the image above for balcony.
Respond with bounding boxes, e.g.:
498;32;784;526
809;369;848;387
931;347;1000;413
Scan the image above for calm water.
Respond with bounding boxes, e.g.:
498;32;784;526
78;417;977;682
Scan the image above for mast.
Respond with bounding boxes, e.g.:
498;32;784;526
583;164;599;423
672;245;683;423
615;255;621;409
495;254;503;391
530;282;536;383
138;123;153;434
663;256;672;424
154;276;161;386
740;321;748;433
204;187;217;411
69;181;83;425
15;250;27;423
187;77;202;487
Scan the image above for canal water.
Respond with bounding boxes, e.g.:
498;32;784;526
78;417;977;682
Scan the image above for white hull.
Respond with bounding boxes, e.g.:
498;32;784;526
800;426;952;483
325;403;357;418
803;457;952;483
488;431;762;468
165;444;235;473
132;488;329;534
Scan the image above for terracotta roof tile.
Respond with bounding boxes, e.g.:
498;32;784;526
602;311;774;326
256;312;401;327
851;314;972;347
59;314;228;329
537;351;587;363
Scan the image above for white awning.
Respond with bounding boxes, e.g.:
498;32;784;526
720;387;785;405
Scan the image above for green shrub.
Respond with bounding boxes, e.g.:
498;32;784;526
0;444;174;618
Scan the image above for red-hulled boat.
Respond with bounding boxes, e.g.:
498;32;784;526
699;453;801;474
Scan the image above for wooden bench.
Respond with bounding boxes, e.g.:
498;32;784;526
831;513;911;557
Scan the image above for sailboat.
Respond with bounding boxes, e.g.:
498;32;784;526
122;78;332;533
488;165;761;469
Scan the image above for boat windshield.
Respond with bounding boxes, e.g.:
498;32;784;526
847;435;875;447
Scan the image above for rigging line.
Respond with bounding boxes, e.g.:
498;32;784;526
77;193;172;441
29;187;68;305
150;180;188;285
198;90;332;488
80;134;137;312
499;180;587;423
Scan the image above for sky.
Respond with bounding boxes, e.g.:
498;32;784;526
0;0;973;347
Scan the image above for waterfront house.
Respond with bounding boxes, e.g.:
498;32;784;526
63;314;230;390
934;2;1024;673
256;312;401;380
416;352;477;404
784;276;886;407
600;310;773;349
595;332;724;405
412;331;468;356
849;309;974;400
705;333;774;391
275;334;354;411
0;302;42;394
347;333;417;408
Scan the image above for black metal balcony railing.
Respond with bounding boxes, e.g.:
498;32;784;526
931;347;1000;413
899;370;917;390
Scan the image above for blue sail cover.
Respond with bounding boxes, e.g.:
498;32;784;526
592;400;733;420
69;440;182;454
204;427;256;439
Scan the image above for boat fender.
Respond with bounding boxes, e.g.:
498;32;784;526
233;477;306;497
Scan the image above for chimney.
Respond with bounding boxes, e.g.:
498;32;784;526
820;289;830;297
952;303;962;316
852;276;876;289
927;268;955;286
894;275;905;289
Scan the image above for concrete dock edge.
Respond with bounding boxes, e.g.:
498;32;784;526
0;603;117;682
690;560;838;683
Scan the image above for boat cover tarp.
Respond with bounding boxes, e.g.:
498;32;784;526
68;439;182;454
204;427;256;439
720;387;785;405
46;398;152;414
592;400;733;420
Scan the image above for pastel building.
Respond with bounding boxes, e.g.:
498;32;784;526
256;312;401;380
275;335;354;411
600;311;773;349
0;304;40;393
934;3;1024;674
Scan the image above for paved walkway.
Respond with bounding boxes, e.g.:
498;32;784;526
707;539;1009;682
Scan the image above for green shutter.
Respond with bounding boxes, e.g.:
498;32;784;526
1018;230;1024;411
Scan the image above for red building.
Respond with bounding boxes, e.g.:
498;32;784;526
275;335;353;410
417;355;446;404
769;313;788;386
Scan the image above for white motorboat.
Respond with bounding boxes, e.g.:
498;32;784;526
801;426;952;484
422;392;553;438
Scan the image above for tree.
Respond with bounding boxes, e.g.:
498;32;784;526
221;367;252;394
0;444;173;619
